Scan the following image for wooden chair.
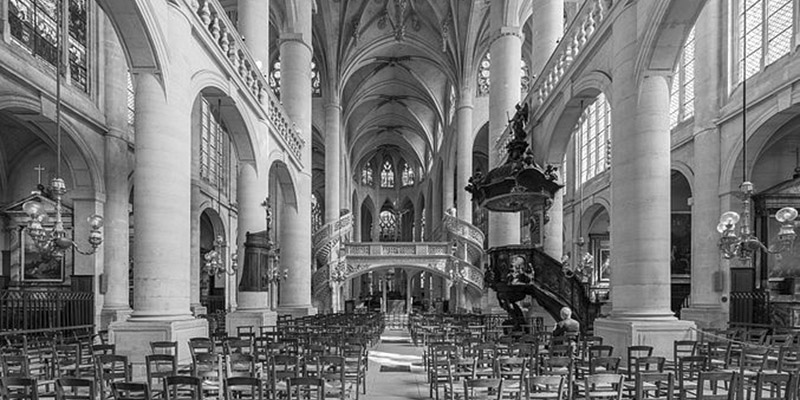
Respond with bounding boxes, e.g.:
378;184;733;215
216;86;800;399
146;354;177;399
634;372;673;400
582;374;623;400
463;378;503;400
625;346;653;379
671;341;699;371
225;354;255;378
1;356;29;378
0;377;39;400
496;357;527;400
111;382;152;400
316;356;352;400
267;355;300;400
525;375;563;400
224;377;262;400
286;377;324;400
55;378;95;400
163;375;202;400
677;356;707;400
753;372;793;400
95;355;130;400
695;371;737;400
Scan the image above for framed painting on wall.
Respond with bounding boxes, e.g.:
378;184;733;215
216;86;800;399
20;227;66;282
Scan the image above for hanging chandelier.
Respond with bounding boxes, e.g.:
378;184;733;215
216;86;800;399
717;13;798;260
203;234;237;276
23;0;102;261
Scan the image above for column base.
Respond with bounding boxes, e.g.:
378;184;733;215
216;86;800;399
226;309;277;336
276;305;317;318
593;317;696;364
100;307;132;330
681;305;728;330
109;318;208;379
190;303;207;317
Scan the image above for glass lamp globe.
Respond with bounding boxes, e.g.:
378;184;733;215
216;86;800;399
87;214;104;229
719;211;741;226
22;200;42;217
775;207;799;223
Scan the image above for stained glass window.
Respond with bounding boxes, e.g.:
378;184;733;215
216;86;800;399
476;52;531;96
269;60;281;98
200;98;232;195
361;162;374;186
401;161;415;187
420;212;425;240
7;0;90;93
380;160;395;188
736;0;794;83
576;93;611;185
670;26;695;129
311;59;321;97
379;210;398;242
311;193;323;233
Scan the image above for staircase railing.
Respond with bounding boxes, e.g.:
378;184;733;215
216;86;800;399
312;212;354;266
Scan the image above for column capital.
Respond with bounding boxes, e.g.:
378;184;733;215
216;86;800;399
324;101;342;111
489;26;524;47
279;32;313;53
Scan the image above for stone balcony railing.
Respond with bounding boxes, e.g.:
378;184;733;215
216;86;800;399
495;0;615;161
185;0;304;163
344;243;451;256
312;212;354;265
442;214;485;249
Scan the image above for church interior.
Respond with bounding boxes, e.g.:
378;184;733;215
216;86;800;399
1;0;800;398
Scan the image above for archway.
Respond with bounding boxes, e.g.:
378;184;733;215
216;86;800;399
671;170;692;315
199;208;226;314
360;196;374;242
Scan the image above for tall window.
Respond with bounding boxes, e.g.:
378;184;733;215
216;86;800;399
361;162;374;186
380;160;395;188
401;161;415;187
477;52;531;96
576;93;611;185
311;59;321;97
200;98;232;194
8;0;89;92
736;0;794;83
379;210;398;241
670;27;695;129
311;193;323;233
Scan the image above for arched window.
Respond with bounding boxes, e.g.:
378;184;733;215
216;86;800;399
361;162;374;186
8;0;90;92
200;97;232;195
670;27;695;129
311;193;323;233
379;210;398;241
380;160;395;188
127;72;135;127
401;161;415;187
575;93;611;185
476;52;531;96
735;0;794;83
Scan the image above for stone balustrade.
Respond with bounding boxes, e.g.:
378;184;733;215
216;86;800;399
495;0;614;161
185;0;304;162
442;214;485;249
345;243;451;256
312;212;353;265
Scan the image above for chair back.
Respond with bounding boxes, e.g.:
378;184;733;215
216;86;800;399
1;356;29;378
224;377;263;400
589;357;621;374
673;341;698;364
188;338;213;358
634;356;666;374
226;353;256;378
583;374;624;400
634;372;673;400
55;378;95;400
754;372;793;400
696;371;737;400
463;378;503;400
111;382;152;400
0;377;38;400
145;354;176;396
525;375;563;400
163;375;201;400
150;341;178;357
287;377;324;400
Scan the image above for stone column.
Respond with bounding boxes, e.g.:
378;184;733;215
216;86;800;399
110;70;207;373
488;0;522;247
443;150;456;215
101;16;132;328
238;0;269;74
530;0;563;76
456;91;474;222
227;162;275;332
277;1;315;316
680;0;726;329
594;3;693;359
324;99;341;223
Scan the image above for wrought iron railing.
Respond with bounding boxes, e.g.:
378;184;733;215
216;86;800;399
494;0;615;163
0;290;94;332
184;0;304;162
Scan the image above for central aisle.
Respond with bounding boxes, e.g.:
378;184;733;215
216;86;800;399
362;329;430;400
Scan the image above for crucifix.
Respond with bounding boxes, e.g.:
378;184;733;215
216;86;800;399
34;164;45;184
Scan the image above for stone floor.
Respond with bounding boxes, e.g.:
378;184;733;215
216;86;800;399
362;329;430;400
